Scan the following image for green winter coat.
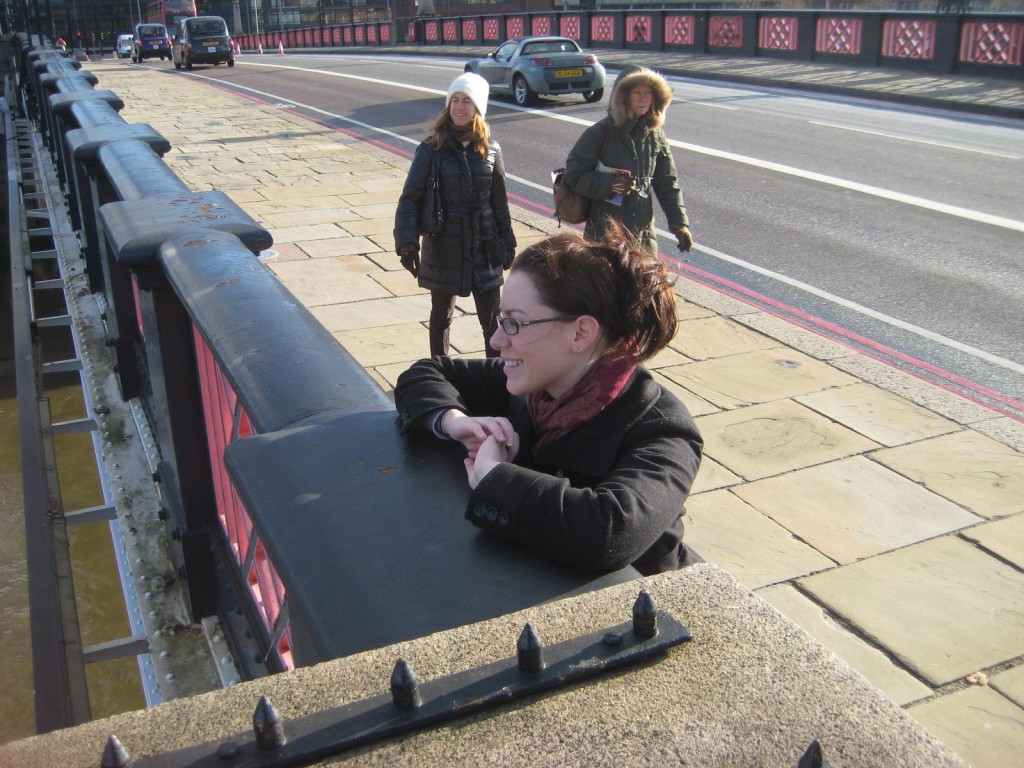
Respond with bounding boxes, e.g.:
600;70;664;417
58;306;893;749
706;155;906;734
564;68;689;255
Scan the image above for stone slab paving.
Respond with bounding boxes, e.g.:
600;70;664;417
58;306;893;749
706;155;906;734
733;456;981;564
95;61;1023;767
800;537;1024;687
692;399;879;481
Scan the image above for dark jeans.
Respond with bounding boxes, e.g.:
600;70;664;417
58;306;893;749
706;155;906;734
430;288;500;358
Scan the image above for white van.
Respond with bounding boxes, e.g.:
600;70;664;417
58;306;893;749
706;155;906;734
116;34;134;58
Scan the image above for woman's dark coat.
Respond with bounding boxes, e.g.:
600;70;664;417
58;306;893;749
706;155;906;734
564;68;689;255
394;134;517;297
395;356;703;575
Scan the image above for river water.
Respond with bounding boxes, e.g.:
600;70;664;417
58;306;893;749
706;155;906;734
0;375;144;745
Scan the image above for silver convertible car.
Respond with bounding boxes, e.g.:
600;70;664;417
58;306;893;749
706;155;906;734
464;37;606;106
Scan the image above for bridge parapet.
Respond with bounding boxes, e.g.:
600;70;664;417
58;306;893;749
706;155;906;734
0;566;967;767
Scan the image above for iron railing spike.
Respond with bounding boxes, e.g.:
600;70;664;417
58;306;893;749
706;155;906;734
252;695;286;750
517;623;545;673
796;738;832;768
390;658;422;712
100;734;131;768
632;590;658;639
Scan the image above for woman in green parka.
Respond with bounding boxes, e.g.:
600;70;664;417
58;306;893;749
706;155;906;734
564;67;694;256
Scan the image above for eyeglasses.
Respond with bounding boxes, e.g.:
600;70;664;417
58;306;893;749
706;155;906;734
497;314;577;336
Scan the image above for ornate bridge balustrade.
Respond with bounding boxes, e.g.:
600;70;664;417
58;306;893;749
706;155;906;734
234;10;1023;80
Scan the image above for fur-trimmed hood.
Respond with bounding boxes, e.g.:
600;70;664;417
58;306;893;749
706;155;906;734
609;67;673;130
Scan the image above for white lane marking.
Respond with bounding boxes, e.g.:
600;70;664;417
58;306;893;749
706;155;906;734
808;120;1024;159
671;239;1024;376
186;70;1024;375
231;59;1024;234
675;98;740;111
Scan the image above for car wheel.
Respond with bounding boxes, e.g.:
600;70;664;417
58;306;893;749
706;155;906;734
227;59;234;68
513;75;535;106
584;87;604;103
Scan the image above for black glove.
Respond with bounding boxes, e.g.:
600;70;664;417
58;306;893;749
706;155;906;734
671;225;694;253
398;244;420;277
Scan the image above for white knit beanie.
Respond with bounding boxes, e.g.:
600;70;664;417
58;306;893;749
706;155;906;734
447;72;489;119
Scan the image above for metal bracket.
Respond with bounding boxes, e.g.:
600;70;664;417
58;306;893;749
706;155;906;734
106;591;692;768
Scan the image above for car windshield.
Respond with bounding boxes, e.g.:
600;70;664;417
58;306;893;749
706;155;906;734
190;21;226;36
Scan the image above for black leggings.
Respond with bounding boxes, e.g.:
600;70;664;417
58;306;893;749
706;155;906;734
429;288;500;358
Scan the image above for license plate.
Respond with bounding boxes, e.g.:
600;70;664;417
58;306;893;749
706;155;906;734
204;42;217;47
555;69;583;78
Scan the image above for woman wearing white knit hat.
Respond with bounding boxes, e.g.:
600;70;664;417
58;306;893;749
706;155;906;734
394;72;517;357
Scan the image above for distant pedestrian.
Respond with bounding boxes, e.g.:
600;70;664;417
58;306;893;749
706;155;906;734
564;66;693;257
394;72;517;357
395;222;703;574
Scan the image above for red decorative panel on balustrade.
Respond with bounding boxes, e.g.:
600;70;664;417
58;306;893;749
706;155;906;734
424;20;438;42
380;24;391;43
960;21;1024;66
192;328;293;670
507;17;524;38
816;17;862;55
664;15;695;46
628;15;652;44
591;15;614;43
759;17;798;51
343;26;353;44
532;17;551;36
710;16;743;48
304;29;312;46
443;20;458;42
368;24;378;44
462;19;478;40
355;25;365;44
406;22;415;43
313;28;321;45
484;18;500;41
882;19;936;60
560;15;581;41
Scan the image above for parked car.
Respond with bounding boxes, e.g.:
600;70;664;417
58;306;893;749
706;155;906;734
464;37;606;107
116;34;134;58
172;16;234;70
133;22;171;62
69;48;90;62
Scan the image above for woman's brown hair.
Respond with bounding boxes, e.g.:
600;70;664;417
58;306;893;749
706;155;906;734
510;219;678;361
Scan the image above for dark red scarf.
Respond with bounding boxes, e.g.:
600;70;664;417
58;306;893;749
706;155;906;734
526;347;638;458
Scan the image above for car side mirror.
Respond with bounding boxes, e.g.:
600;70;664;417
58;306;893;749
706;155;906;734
487;52;495;59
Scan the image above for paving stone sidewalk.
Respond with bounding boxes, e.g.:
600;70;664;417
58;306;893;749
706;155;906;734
97;60;1024;767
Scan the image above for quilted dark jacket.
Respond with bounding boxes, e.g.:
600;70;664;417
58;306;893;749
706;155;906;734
394;134;517;297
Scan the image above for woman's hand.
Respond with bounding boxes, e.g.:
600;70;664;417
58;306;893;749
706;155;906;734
441;410;519;461
397;243;420;277
464;434;511;490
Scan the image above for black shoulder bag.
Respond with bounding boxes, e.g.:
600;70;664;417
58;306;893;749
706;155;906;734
419;149;445;236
